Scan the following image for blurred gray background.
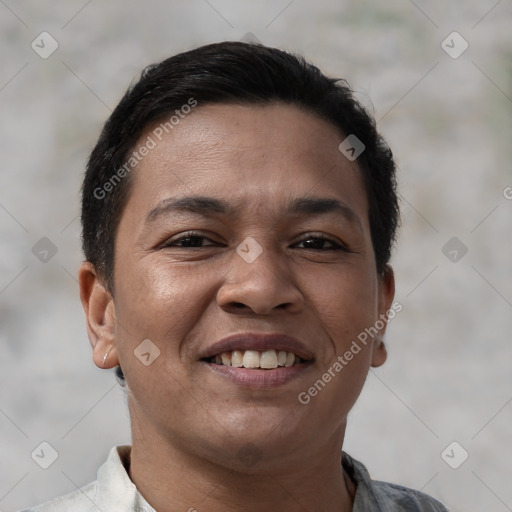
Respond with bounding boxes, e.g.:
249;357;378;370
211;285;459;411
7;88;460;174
1;1;511;511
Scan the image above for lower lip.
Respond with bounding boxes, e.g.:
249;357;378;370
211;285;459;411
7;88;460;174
203;362;312;388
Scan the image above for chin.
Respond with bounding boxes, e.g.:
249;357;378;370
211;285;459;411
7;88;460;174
207;417;308;463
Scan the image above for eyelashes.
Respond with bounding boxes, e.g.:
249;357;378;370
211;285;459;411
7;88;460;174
292;235;350;251
160;231;352;252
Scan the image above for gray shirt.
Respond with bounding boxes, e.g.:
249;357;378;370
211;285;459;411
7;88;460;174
19;445;449;511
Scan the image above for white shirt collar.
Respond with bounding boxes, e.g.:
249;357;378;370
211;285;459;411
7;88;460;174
95;445;155;512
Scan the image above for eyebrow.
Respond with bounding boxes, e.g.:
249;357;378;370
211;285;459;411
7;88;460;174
145;195;362;229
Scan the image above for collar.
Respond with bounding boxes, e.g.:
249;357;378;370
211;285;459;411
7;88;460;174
95;445;155;511
96;446;378;511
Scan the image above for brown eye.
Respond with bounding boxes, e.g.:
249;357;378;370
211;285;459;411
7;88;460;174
161;232;220;248
293;235;350;252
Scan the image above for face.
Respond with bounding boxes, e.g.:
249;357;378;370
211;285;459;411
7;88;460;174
80;102;394;471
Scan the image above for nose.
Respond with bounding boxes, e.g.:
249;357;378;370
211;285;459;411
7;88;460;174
216;241;303;316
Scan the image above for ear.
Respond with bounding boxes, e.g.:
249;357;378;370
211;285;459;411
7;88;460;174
371;264;395;368
78;262;119;370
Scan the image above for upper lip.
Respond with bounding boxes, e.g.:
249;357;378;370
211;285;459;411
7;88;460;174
199;333;314;361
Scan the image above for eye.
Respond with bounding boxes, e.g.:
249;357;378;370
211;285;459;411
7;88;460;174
293;234;350;251
160;231;221;248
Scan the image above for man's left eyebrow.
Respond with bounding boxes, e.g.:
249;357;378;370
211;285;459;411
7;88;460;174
287;196;363;230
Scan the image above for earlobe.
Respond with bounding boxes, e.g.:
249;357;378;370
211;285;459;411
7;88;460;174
370;337;387;367
78;262;119;370
371;265;395;368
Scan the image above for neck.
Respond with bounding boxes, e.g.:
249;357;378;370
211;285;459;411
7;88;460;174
128;416;355;512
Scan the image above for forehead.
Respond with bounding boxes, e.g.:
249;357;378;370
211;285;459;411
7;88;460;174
141;102;346;166
124;102;368;224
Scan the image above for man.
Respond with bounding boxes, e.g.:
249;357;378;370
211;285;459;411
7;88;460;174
22;41;449;511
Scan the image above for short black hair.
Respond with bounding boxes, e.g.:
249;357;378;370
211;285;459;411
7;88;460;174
82;41;399;290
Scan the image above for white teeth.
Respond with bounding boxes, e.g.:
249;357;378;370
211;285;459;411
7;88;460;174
277;350;287;366
285;352;295;367
260;350;278;369
212;349;302;369
221;352;232;366
242;350;260;368
231;350;243;367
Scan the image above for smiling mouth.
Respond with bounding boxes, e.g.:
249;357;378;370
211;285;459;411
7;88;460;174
204;349;305;369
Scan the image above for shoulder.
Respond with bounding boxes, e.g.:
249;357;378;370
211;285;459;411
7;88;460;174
17;445;132;512
371;480;449;511
342;451;449;511
16;481;98;512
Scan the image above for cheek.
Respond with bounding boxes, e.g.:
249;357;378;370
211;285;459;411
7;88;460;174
308;267;379;346
113;258;215;362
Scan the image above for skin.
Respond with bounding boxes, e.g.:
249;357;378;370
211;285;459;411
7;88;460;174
79;102;395;512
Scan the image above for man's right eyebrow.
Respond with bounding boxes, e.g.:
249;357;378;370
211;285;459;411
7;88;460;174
145;196;234;225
